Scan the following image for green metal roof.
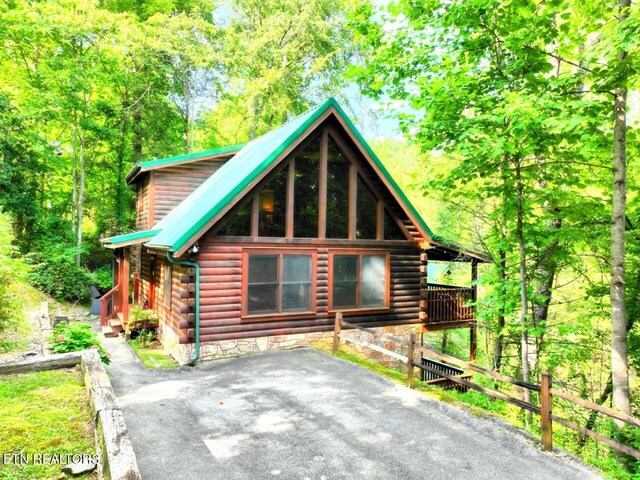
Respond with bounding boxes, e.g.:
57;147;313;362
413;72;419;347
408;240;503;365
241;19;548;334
109;97;456;256
102;229;160;249
125;144;245;184
330;100;436;241
145;98;340;252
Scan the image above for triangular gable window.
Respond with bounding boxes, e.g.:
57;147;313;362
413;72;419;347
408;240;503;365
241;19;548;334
384;209;406;240
216;201;251;236
294;136;320;238
356;174;377;239
326;137;349;239
258;166;287;237
214;124;412;242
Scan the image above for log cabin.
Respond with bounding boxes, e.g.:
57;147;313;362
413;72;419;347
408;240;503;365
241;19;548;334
101;98;486;365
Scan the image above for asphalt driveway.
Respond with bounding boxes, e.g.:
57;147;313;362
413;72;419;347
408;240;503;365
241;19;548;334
103;339;599;480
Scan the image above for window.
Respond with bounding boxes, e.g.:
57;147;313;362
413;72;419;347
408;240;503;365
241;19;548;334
356;174;377;239
245;252;314;316
164;263;172;308
216;201;251;236
294;136;320;238
331;253;388;310
384;209;407;240
326;137;349;238
258;166;287;237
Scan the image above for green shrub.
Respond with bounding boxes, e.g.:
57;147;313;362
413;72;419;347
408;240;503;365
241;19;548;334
49;322;110;364
91;264;113;292
27;249;92;302
0;211;26;348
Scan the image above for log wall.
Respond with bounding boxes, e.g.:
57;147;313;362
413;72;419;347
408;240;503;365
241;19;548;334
137;250;190;343
153;158;227;224
176;239;422;345
135;176;150;230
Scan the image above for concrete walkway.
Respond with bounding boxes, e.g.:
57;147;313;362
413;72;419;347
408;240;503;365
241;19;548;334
101;335;600;480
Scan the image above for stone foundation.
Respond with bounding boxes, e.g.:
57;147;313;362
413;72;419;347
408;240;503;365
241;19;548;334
163;324;422;370
338;324;421;370
158;324;192;365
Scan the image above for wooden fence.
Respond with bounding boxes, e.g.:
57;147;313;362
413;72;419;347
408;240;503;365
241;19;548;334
332;314;640;459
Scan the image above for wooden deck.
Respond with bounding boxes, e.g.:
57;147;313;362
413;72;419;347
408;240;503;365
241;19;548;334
423;283;475;329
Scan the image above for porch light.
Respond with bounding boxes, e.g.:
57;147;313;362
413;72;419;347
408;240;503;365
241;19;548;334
261;189;274;213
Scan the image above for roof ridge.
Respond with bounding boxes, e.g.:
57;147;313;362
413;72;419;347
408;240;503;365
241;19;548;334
142;143;245;166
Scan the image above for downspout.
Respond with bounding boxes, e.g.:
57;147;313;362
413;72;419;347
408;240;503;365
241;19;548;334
167;252;200;365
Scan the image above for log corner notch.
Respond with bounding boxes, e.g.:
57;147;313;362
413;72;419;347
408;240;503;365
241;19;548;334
182;267;196;322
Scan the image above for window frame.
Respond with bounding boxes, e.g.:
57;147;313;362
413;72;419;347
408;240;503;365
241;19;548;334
328;250;391;315
242;248;317;321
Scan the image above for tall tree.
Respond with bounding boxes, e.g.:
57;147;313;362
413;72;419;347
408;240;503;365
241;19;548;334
610;0;632;419
349;0;606;392
201;0;355;146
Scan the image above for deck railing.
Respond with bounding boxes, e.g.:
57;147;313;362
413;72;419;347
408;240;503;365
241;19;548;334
331;313;640;460
99;285;118;326
424;283;475;323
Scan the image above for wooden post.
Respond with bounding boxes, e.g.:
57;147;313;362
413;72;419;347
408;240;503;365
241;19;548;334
348;164;357;240
132;272;139;305
332;312;342;355
318;129;328;239
471;260;478;302
286;159;295;238
469;326;477;362
407;333;415;389
122;248;130;323
540;374;553;452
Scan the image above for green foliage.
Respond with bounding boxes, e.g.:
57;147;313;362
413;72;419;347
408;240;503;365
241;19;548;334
137;328;155;347
350;0;640;474
91;265;113;292
0;211;28;351
128;305;159;329
48;321;110;364
198;0;356;146
27;249;92;302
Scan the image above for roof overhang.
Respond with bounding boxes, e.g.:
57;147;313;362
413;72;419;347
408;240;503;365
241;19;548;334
101;229;160;249
125;144;245;185
425;240;490;263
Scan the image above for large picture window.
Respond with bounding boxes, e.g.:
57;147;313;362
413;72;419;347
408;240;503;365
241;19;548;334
245;252;314;316
331;253;389;310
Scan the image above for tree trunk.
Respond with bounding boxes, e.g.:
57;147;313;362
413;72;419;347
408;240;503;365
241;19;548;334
132;100;143;164
183;68;191;153
76;126;85;266
611;0;631;422
71;112;78;240
515;160;532;425
493;248;507;372
531;215;562;369
115;109;128;233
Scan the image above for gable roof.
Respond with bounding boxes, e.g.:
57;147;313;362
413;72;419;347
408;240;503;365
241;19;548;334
103;97;486;260
125;144;244;184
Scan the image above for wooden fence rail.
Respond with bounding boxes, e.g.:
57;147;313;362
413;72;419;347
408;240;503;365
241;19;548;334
331;313;640;460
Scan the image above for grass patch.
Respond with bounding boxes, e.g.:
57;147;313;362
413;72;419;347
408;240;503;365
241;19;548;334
313;344;476;409
129;340;178;369
0;367;95;479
